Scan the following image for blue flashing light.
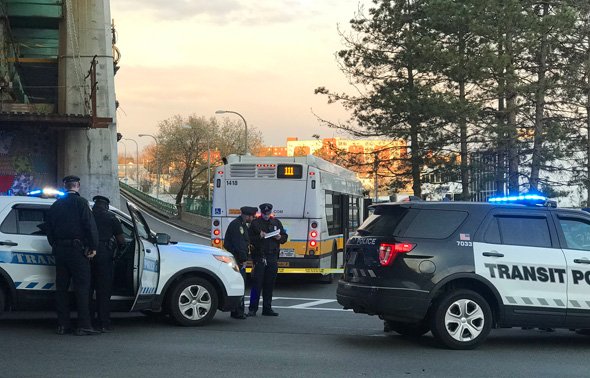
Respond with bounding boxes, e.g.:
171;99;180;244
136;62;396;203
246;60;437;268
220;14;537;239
487;194;547;204
27;188;65;198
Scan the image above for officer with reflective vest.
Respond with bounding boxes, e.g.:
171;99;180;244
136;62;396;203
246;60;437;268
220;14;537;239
247;203;288;317
45;175;100;336
90;195;125;332
223;206;257;319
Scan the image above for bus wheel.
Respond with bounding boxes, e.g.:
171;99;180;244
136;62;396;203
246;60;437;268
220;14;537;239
320;245;338;283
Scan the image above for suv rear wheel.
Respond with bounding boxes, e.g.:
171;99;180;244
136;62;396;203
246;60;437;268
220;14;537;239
430;289;492;350
168;277;218;326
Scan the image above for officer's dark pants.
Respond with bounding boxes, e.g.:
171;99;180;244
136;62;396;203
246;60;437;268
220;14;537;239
248;254;278;313
54;246;92;329
231;266;246;317
90;243;114;327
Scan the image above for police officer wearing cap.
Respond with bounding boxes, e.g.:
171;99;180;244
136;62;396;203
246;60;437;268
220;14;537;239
90;195;125;332
247;203;288;317
224;206;257;319
45;175;100;336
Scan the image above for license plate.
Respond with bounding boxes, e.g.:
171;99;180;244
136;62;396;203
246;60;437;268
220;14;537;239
279;249;295;258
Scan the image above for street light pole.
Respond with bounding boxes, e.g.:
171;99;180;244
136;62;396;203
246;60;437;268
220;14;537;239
124;138;139;189
139;134;160;198
215;109;248;154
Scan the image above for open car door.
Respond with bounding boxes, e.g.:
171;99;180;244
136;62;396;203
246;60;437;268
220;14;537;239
127;202;161;311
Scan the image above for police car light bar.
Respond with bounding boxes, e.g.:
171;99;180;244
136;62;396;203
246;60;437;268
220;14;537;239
487;194;548;205
27;188;65;197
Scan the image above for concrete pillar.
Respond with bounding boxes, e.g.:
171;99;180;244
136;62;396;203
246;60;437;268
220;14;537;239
58;0;119;207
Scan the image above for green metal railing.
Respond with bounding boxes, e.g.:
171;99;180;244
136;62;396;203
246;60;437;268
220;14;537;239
185;198;212;217
119;181;177;217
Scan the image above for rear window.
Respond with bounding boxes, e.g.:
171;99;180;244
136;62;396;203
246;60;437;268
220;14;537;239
357;206;409;236
404;209;468;239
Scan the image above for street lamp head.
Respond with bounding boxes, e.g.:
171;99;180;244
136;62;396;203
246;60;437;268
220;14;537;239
215;110;227;114
138;134;148;137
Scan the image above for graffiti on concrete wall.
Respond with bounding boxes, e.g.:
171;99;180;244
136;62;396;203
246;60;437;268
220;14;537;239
0;129;57;195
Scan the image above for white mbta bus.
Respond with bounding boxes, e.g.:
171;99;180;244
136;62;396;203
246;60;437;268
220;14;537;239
210;154;364;275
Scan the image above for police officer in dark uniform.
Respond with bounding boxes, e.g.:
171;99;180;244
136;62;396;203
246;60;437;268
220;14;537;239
224;206;257;319
45;175;100;336
90;195;125;332
247;203;288;317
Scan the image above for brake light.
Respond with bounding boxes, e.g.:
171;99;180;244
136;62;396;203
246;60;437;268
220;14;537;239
213;238;221;245
213;229;220;236
378;242;415;266
310;240;317;247
310;230;318;238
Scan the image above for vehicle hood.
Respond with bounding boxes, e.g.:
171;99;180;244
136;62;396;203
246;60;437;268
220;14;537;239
160;242;231;256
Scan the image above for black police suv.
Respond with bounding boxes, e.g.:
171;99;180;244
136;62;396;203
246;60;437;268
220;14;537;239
337;199;590;349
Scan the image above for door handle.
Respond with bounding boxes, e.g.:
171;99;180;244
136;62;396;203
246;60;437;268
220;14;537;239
482;251;504;257
146;249;151;254
573;259;590;264
0;241;18;246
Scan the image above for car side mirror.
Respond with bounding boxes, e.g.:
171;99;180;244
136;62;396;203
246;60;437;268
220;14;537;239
155;233;171;245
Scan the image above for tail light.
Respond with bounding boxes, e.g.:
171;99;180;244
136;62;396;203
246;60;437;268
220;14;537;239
378;242;415;266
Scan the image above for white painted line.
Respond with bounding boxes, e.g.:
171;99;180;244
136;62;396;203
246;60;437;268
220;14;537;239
244;297;351;312
289;299;338;309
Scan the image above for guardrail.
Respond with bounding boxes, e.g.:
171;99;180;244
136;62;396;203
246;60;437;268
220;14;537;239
119;181;177;217
184;198;211;217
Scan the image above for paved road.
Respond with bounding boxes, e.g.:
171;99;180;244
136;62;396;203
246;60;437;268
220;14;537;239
2;279;590;378
2;199;590;377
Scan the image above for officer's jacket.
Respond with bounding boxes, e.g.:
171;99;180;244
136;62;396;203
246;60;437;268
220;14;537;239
249;217;288;259
46;192;98;250
223;216;250;264
92;206;125;251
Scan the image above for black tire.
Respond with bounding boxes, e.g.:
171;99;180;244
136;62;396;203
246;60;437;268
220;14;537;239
384;320;430;337
0;287;5;313
320;245;338;284
167;277;218;326
430;289;492;350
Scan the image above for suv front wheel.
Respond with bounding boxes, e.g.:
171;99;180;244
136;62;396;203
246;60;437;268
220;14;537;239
168;277;218;326
430;289;492;350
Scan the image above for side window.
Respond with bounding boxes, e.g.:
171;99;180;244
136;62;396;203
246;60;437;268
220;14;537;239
558;217;590;250
483;218;501;244
0;209;17;234
0;208;47;235
404;209;468;239
497;216;552;248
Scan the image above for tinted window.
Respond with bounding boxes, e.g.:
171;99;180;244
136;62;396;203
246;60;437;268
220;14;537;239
484;218;501;244
498;216;551;248
558;217;590;250
0;208;47;235
0;209;17;234
357;206;409;236
404;209;468;239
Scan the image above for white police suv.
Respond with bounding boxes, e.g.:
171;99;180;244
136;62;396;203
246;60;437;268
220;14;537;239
337;195;590;349
0;195;244;326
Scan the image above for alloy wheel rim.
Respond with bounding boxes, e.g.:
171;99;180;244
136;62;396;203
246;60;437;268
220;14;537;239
178;284;212;320
444;299;485;342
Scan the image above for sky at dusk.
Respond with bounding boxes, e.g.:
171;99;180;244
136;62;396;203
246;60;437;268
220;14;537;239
111;0;370;151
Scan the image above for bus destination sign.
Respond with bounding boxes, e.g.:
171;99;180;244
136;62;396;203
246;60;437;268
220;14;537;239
277;164;303;179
